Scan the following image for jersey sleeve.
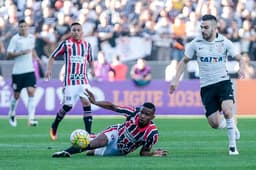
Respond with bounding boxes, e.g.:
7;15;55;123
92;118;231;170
184;40;196;59
7;36;16;53
143;127;159;149
225;39;239;58
51;41;65;59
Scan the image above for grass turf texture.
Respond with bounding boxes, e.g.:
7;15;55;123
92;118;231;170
0;117;255;170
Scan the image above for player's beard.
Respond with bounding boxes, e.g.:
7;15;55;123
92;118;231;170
202;32;210;40
202;30;214;41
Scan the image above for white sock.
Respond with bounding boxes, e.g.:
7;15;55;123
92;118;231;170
27;97;36;120
9;97;18;117
218;116;226;129
226;118;236;147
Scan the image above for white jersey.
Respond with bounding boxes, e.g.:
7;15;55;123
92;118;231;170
185;34;239;87
7;34;35;74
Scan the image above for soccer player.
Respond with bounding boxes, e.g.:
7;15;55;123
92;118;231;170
169;14;246;155
52;89;167;157
45;22;95;140
7;19;39;127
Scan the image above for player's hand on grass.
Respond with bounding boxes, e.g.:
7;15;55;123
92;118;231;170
153;148;168;157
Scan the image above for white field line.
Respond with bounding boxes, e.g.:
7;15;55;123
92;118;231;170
0;115;256;119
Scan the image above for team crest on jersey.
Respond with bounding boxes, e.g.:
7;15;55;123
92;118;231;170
215;43;224;53
66;42;73;49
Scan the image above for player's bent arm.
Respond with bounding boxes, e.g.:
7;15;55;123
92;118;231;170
173;56;189;84
92;101;118;112
140;146;168;156
7;49;31;59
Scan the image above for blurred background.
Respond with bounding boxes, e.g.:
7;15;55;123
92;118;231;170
0;0;255;80
0;0;255;115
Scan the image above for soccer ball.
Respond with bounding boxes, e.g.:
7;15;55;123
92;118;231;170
70;129;90;149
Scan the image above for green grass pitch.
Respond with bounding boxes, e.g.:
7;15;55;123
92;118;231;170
0;117;255;170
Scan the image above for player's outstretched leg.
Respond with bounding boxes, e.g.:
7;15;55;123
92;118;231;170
226;118;239;155
50;105;72;140
52;151;71;158
52;146;84;158
8;97;18;127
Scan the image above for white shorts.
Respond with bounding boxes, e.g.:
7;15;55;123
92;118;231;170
94;125;123;156
63;84;91;105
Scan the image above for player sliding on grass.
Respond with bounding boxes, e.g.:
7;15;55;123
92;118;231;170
169;14;246;155
52;89;167;157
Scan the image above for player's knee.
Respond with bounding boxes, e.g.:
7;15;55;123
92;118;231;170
210;123;219;129
208;119;219;129
63;105;72;112
223;111;233;119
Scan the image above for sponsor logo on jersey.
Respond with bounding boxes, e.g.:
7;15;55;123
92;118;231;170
200;56;223;63
70;55;85;63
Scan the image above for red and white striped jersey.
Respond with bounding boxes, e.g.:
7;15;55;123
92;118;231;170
51;37;93;86
105;106;159;154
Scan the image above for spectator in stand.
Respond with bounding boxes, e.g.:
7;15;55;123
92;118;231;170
228;20;241;54
54;12;71;42
38;23;57;59
130;58;151;86
171;15;186;61
153;9;172;61
218;18;230;39
186;12;201;42
0;38;5;60
0;64;4;84
0;0;256;63
110;55;128;81
239;20;255;57
94;51;111;81
165;59;183;82
240;53;255;79
96;13;113;50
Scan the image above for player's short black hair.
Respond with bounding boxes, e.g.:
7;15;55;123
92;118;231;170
71;22;81;27
143;102;156;113
18;19;26;25
201;14;217;22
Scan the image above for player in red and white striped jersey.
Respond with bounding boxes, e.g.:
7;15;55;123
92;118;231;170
45;22;95;141
52;89;167;157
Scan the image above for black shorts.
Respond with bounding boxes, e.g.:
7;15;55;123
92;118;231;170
12;72;36;92
200;80;234;117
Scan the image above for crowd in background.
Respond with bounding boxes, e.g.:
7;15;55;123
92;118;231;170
0;0;255;81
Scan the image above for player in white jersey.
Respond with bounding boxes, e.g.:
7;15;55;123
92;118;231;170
7;19;39;127
169;15;246;155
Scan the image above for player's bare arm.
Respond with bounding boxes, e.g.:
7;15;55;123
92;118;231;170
45;57;55;80
169;56;190;94
140;146;168;157
85;89;117;111
89;61;95;77
32;49;40;61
